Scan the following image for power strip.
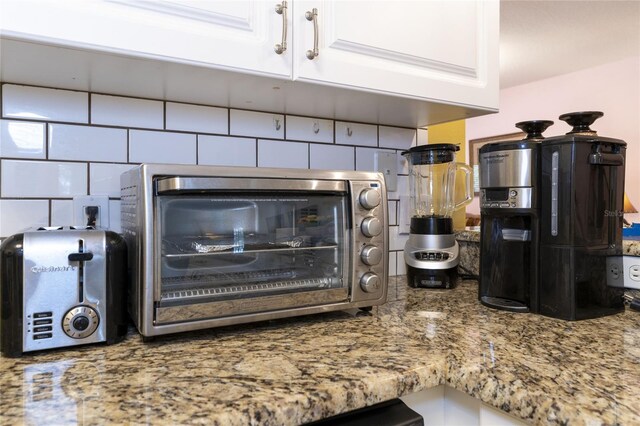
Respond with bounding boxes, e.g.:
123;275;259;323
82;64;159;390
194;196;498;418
607;255;640;290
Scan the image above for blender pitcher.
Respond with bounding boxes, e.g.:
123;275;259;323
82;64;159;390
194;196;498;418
402;144;472;289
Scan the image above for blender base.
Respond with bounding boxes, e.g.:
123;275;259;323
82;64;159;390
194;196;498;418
406;265;458;289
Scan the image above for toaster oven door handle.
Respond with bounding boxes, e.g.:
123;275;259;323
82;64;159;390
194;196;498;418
156;177;347;193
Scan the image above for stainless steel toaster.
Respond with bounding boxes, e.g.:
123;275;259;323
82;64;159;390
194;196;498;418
0;226;128;357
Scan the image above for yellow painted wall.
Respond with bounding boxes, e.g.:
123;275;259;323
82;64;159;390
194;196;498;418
426;120;468;230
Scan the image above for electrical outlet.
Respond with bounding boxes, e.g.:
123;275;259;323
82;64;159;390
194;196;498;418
609;263;620;280
73;196;110;229
375;151;397;191
630;265;640;282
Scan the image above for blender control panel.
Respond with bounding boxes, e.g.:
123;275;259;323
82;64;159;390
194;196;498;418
480;187;533;209
414;251;450;261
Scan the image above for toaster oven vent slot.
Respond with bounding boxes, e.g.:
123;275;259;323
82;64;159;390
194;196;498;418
161;277;338;301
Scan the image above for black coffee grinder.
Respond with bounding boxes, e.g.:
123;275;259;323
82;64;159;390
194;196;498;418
402;144;473;289
538;111;626;320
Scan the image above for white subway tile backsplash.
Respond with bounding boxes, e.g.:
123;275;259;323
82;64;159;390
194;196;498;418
109;200;121;233
2;85;88;123
91;94;163;129
166;102;228;134
396;252;407;275
379;126;416;149
335;122;377;147
309;144;354;171
230;110;284;139
388;200;397;226
389;225;409;251
417;128;428;145
398;151;409;175
388;175;408;201
389;252;397;277
90;163;136;197
258;140;307;169
355;147;394;172
48;124;127;162
198;135;256;167
129;130;196;164
0;120;46;159
1;160;87;198
286;116;333;143
0;200;49;237
51;200;74;226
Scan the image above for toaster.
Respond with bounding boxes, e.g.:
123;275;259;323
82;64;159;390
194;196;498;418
1;226;128;357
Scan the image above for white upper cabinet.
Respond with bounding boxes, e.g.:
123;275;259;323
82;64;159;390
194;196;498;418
0;0;292;78
293;0;498;109
0;0;499;125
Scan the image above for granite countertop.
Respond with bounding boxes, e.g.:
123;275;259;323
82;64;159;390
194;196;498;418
2;278;640;425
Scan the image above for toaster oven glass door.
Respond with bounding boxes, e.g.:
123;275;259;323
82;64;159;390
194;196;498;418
154;185;349;323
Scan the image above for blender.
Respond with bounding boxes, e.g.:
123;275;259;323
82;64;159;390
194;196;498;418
402;144;473;289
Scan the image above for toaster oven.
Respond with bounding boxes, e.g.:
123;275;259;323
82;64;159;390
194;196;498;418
121;164;388;337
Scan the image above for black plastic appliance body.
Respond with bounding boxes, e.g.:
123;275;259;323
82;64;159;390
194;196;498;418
1;227;128;357
538;112;625;320
478;121;551;313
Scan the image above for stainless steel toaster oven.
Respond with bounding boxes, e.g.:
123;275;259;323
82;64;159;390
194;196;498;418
121;164;388;337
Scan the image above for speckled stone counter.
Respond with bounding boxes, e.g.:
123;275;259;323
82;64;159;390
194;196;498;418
455;230;480;277
2;279;639;425
624;239;640;256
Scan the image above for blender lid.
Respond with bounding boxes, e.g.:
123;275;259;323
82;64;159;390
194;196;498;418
401;143;459;165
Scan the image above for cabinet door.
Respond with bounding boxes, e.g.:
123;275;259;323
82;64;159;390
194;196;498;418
0;0;292;78
293;0;498;110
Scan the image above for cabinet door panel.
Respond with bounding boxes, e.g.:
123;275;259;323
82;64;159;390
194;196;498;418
293;0;498;110
0;0;292;78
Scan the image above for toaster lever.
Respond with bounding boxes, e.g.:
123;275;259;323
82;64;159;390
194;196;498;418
68;252;94;262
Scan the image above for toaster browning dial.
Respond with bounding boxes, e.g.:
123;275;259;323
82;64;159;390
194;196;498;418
62;306;99;339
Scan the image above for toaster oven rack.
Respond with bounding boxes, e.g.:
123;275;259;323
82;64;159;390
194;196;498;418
160;276;341;302
162;244;338;258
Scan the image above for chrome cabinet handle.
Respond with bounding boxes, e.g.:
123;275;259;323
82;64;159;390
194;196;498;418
305;8;319;60
274;1;288;54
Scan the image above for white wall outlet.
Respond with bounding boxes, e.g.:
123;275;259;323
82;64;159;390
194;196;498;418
73;195;110;229
375;151;398;191
630;265;640;282
607;256;640;290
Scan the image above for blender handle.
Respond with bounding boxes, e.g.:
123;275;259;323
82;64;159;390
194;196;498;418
454;162;474;210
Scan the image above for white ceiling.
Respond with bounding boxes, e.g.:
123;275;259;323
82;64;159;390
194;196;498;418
500;0;640;89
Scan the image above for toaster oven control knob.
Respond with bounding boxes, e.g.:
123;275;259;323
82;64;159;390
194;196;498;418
361;245;382;266
63;306;99;339
360;272;380;293
361;217;382;237
359;188;381;210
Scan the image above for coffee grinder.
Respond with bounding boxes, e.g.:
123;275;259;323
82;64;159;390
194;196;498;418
539;111;626;320
403;144;472;289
